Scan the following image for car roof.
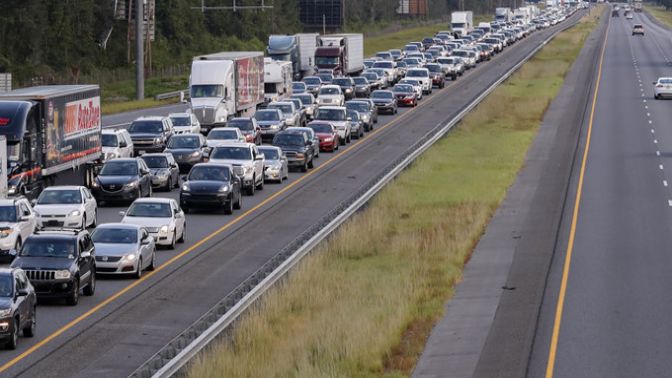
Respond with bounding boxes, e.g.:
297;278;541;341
106;158;138;163
191;162;233;169
133;116;165;121
0;198;25;206
102;129;127;135
28;232;80;240
140;153;171;158
168;113;190;117
258;145;281;151
42;185;85;191
95;222;143;230
320;84;341;89
317;106;346;110
211;142;254;148
132;197;173;204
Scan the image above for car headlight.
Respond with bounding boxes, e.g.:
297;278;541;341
124;180;138;189
158;170;170;177
244;166;254;174
54;270;71;280
324;137;333;142
0;308;11;318
154;137;162;144
268;166;280;172
0;229;12;239
218;185;230;193
68;210;81;217
218;116;227;122
159;225;169;235
361;115;369;121
122;254;137;261
191;151;200;158
106;152;118;160
295;153;305;158
181;183;190;192
91;181;100;188
270;124;280;129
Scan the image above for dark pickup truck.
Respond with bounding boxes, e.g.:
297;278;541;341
272;130;316;172
128;116;174;155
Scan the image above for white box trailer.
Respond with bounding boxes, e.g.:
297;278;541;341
263;58;293;104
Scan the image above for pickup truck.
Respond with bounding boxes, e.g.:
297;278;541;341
208;143;265;195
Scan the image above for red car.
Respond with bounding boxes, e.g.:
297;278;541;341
392;84;418;107
307;121;340;152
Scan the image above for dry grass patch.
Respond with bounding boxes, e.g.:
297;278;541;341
187;9;603;378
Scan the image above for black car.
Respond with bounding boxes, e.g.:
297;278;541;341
164;133;208;173
272;131;315;172
345;100;377;131
0;268;36;349
227;117;262;145
370;90;398;115
140;153;181;191
180;163;242;214
332;77;356;100
128;117;173;155
91;158;153;203
352;77;371;98
10;230;96;306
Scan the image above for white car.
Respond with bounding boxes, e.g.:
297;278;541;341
169;113;201;134
0;198;37;258
121;198;186;249
206;127;246;147
313;106;352;145
317;85;345;107
101;129;134;161
91;223;156;278
405;68;432;94
268;101;301;127
654;77;672;99
209;143;265;195
33;186;97;230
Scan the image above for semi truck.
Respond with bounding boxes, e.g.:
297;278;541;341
495;7;513;22
190;52;264;133
634;0;642;12
451;11;474;37
0;85;102;198
314;33;364;76
266;33;319;80
263;58;293;104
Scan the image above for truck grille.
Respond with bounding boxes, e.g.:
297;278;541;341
195;107;216;124
25;270;56;281
133;139;155;146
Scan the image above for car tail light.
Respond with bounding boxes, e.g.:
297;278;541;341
656;84;664;88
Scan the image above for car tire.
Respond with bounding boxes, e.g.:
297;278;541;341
91;211;97;228
5;318;18;350
168;232;176;250
83;271;95;296
174;175;181;189
178;225;185;243
66;280;79;306
183;206;190;214
224;199;234;215
81;215;87;231
256;176;264;191
23;308;35;338
308;158;314;169
147;185;152;197
234;193;242;210
246;177;255;196
301;160;308;173
164;178;171;192
339;137;346;146
134;258;143;279
135;188;141;200
655;94;659;100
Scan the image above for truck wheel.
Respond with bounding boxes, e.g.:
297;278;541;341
308;158;314;169
234;193;242;210
224;199;233;215
5;318;18;350
301;161;308;173
66;280;79;306
256;176;264;190
83;271;95;296
23;308;35;337
246;180;255;196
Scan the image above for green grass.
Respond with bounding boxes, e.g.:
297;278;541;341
101;75;188;115
645;5;672;27
185;8;603;378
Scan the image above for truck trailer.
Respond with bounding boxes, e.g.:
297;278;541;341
0;85;102;198
267;33;319;80
263;58;293;104
495;7;513;22
190;52;264;133
451;11;474;37
314;33;364;76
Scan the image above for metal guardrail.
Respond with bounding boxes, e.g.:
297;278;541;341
127;12;587;378
154;89;188;101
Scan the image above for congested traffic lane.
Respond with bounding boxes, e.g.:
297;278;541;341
0;16;582;377
527;10;672;378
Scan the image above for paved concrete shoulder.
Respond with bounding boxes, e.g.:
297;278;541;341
412;9;608;378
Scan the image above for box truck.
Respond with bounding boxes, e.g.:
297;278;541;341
314;33;364;76
0;85;102;198
263;58;293;104
495;7;513;22
190;52;264;133
451;11;474;37
267;33;319;80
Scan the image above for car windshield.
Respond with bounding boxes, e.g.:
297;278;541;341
259;148;279;159
21;239;76;258
393;85;413;93
190;84;224;98
0;275;12;297
405;45;419;51
427;65;441;72
228;119;254;131
129;121;163;134
255;111;280;121
315;108;346;121
292;83;306;90
453;50;468;57
188;166;230;181
274;134;304;146
312;121;337;133
347;110;359;121
37;190;81;205
397;62;408;68
372;91;393;99
346;102;369;112
126;202;172;218
362;73;378;81
99;161;138;176
401;80;420;86
373;62;394;69
319;87;340;95
317;74;333;83
269;104;293;113
170;116;192;126
294;95;313;105
353;77;368;85
141;156;169;169
208;129;239;140
211;146;252;160
168;135;201;148
102;134;118;147
92;228;137;244
332;78;352;86
303;77;321;85
0;207;17;222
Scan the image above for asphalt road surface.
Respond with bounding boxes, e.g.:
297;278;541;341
528;10;672;378
0;17;583;378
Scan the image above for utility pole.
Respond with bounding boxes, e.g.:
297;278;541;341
135;0;144;100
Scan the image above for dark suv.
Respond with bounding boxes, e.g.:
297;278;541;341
128;116;174;155
272;130;316;172
10;230;96;305
0;268;36;349
332;77;356;101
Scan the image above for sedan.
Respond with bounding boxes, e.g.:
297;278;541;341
308;121;339;152
302;76;323;96
654;77;672;99
140;153;180;191
91;158;152;204
121;198;186;249
370;90;398;115
0;268;36;349
346;109;365;139
227;117;262;145
33;186;97;230
352;77;372;98
180;163;242;214
206;127;246;147
91;223;156;278
345;100;377;131
425;63;446;89
0;199;36;262
164;133;209;173
258;146;289;183
392;84;418;107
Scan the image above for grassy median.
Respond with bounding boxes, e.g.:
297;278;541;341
186;10;602;378
644;5;672;27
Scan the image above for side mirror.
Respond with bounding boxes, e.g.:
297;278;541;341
141;169;150;175
255;155;264;161
119;211;126;217
30;199;37;207
306;140;313;145
80;251;91;259
16;288;28;298
171;163;178;169
142;236;153;245
8;249;17;257
653;81;658;85
347;117;352;121
19;216;30;222
119;141;128;148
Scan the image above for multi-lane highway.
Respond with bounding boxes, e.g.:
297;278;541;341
0;11;584;378
525;9;672;378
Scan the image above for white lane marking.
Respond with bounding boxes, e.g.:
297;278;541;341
664;180;668;187
654;139;659;144
651;129;655;133
645;105;648;109
649;120;653;124
647;112;651;117
668;200;672;207
657;150;661;156
644;99;647;103
660;164;664;170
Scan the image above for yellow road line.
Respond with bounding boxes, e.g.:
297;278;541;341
545;13;610;378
